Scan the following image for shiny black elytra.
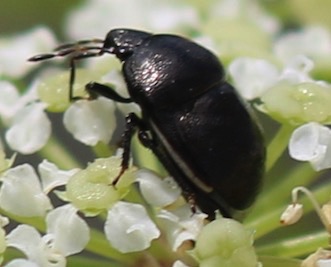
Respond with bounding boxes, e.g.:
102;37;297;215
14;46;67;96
29;29;265;219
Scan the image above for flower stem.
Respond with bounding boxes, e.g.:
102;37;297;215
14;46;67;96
39;135;82;169
246;182;331;241
246;163;317;222
86;229;137;265
256;230;329;258
265;124;295;172
258;256;301;267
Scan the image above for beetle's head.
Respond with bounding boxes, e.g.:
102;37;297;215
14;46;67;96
102;29;152;61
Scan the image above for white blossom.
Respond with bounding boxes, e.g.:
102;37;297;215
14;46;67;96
66;0;199;39
157;206;207;251
0;164;52;217
5;102;51;154
6;205;89;267
137;169;181;207
0;27;57;77
38;160;80;194
63;98;116;146
5;259;39;267
229;57;279;100
274;26;331;63
104;201;160;253
172;260;189;267
289;122;331;171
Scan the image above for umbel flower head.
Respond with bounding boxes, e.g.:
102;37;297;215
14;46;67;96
1;0;331;267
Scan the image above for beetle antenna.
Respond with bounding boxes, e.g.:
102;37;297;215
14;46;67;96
54;38;103;51
28;38;107;101
28;38;104;62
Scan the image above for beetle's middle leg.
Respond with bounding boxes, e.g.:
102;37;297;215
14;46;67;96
112;112;154;186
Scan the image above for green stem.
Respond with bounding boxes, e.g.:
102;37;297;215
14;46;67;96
39;135;82;169
92;141;115;158
246;183;331;240
258;256;301;267
265;124;295;172
257;230;329;258
67;255;120;267
246;163;318;223
86;229;137;265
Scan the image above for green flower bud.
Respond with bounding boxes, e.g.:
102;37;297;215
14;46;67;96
66;156;136;213
261;82;331;125
191;218;259;267
37;69;99;112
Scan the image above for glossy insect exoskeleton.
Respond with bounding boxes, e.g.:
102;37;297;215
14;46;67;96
29;29;265;219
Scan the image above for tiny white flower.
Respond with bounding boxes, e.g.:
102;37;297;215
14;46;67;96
6;205;89;267
63;98;116;146
0;27;57;77
211;0;279;34
148;4;199;31
274;26;331;62
229;57;279;100
289;122;331;171
0;215;9;255
172;260;189;267
137;169;181;207
66;0;198;39
280;203;303;225
5;259;39;267
318;259;331;267
5;102;51;154
279;55;315;84
301;248;331;267
38;160;80;194
45;204;90;256
0;164;52;217
0;81;20;124
157;206;207;251
104;201;160;253
0;81;38;126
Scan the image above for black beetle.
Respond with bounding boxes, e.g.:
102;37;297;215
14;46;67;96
29;28;265;219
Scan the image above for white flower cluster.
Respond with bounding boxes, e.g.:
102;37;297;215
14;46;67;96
228;27;331;171
0;151;211;266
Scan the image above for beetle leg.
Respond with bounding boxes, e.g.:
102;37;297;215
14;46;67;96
112;112;147;186
85;82;133;103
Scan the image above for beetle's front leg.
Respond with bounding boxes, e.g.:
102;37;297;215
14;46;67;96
85;82;133;103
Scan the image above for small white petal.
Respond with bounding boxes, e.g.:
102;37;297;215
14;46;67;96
6;225;43;261
46;205;89;256
318;259;331;267
5;259;39;267
63;98;116;146
0;164;52;217
105;201;160;253
38;160;80;194
275;26;331;62
173;260;189;267
229;57;279;100
149;5;199;31
289;122;331;170
5;102;51;154
279;55;314;84
157;206;207;251
0;81;20;124
0;27;57;77
137;169;181;207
